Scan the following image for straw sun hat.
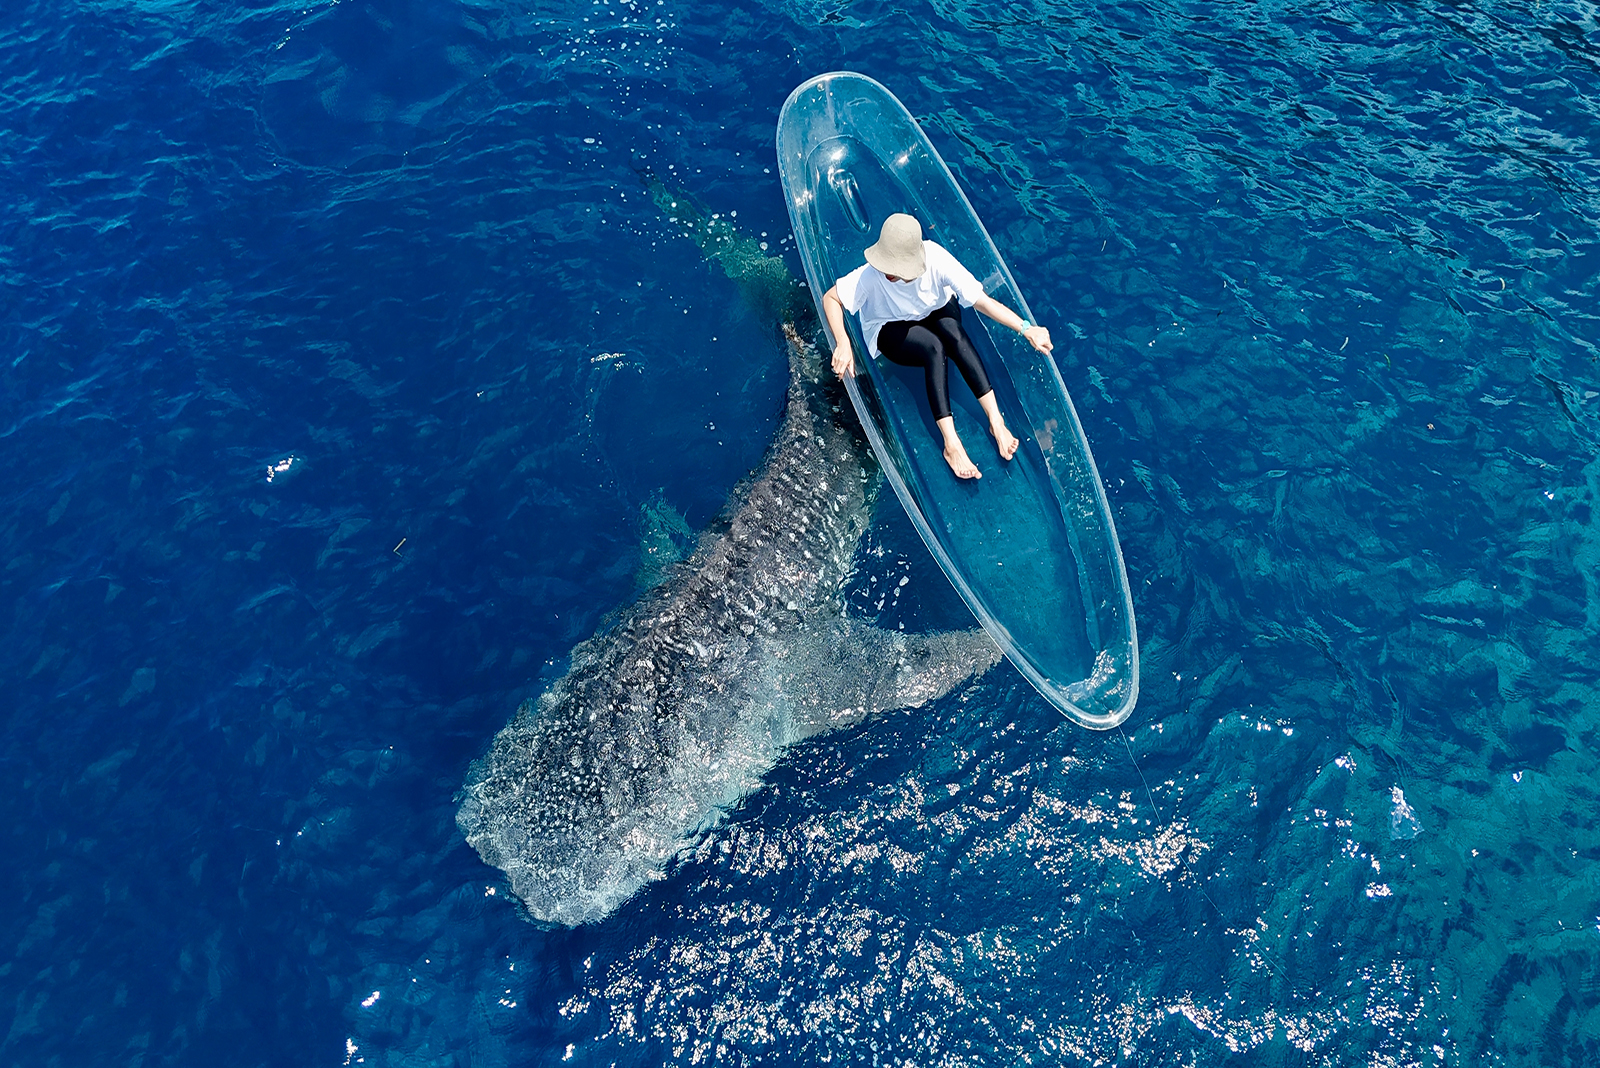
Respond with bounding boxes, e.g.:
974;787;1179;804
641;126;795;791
863;213;927;279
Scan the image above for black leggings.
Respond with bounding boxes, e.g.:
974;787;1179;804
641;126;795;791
876;298;993;421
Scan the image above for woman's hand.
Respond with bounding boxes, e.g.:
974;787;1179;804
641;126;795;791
1022;325;1053;355
822;287;856;377
831;340;855;378
973;295;1053;355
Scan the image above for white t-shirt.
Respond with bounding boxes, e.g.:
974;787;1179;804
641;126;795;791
834;241;987;355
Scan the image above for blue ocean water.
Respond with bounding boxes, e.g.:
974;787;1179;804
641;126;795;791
3;0;1599;1063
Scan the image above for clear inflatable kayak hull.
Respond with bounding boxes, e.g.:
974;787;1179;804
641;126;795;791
776;72;1139;729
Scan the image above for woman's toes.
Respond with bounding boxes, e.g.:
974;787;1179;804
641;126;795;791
991;424;1020;460
944;443;981;479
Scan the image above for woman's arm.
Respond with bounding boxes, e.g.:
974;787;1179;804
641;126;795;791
972;294;1052;355
822;286;855;377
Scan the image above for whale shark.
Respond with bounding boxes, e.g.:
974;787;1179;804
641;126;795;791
456;199;1001;927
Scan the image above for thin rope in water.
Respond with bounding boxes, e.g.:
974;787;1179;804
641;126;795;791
1117;723;1282;982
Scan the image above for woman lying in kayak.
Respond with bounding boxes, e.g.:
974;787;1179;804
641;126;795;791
822;213;1053;479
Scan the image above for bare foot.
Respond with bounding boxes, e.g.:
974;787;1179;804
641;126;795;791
990;418;1020;461
943;440;981;479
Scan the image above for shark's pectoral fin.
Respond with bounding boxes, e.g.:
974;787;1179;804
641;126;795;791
764;619;1002;740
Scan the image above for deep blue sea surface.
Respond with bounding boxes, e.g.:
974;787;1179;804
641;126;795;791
5;0;1600;1063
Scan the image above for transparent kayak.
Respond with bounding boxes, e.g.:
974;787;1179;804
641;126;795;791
776;72;1138;729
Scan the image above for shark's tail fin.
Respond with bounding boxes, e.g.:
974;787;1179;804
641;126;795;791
641;171;812;327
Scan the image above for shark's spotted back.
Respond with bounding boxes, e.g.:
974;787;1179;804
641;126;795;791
457;332;999;926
